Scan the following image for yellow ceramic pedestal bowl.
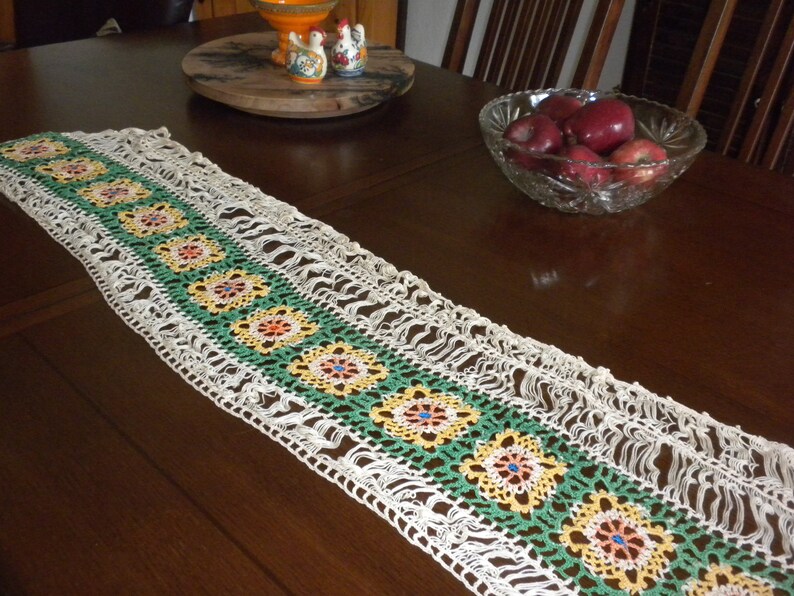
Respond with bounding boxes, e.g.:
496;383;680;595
250;0;338;66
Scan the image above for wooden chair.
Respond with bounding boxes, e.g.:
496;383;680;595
676;0;794;174
442;0;627;91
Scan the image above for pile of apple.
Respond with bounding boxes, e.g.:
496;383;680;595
502;94;668;186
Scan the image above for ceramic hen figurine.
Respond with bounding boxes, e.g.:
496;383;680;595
286;27;327;84
331;19;367;77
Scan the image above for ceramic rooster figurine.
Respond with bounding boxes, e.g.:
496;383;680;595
331;19;367;77
286;26;327;84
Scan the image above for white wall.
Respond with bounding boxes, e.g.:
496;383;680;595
403;0;636;91
403;0;459;67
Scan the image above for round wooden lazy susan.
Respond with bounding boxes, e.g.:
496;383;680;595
182;32;415;118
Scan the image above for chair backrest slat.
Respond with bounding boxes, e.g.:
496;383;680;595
572;0;626;89
545;0;585;90
715;0;788;155
518;0;573;90
474;0;513;83
761;83;794;172
676;0;794;174
442;0;481;74
444;0;626;91
508;0;545;90
740;13;794;165
675;0;739;118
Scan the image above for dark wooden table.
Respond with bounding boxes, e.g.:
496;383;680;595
1;13;792;595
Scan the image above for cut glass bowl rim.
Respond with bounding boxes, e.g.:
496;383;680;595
479;88;708;168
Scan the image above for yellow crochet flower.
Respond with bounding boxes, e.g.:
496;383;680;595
232;306;318;355
187;269;270;314
36;157;108;183
370;385;480;449
288;342;388;397
118;203;188;238
78;178;151;208
685;564;774;596
460;429;566;515
560;491;676;594
1;138;69;162
154;234;225;272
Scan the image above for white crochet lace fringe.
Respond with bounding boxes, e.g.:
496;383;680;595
1;128;791;594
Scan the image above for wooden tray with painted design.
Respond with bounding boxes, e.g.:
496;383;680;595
182;32;415;118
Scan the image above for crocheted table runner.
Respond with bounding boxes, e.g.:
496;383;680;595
1;129;791;595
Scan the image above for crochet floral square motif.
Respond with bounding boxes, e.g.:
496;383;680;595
370;385;480;450
1;138;69;162
36;157;107;183
154;234;226;273
559;491;676;593
460;429;567;515
288;342;388;397
79;178;151;208
188;269;270;314
232;306;319;355
118;203;188;238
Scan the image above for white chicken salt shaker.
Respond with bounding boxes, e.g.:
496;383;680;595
286;27;328;84
331;19;367;77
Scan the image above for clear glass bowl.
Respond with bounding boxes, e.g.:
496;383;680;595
479;89;707;214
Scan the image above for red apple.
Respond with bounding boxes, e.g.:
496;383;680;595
536;95;583;125
610;138;668;184
562;98;635;155
503;113;563;170
556;144;610;186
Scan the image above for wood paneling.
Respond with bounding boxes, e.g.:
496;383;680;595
0;0;13;46
192;0;216;20
192;0;256;18
194;0;399;46
333;0;399;46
